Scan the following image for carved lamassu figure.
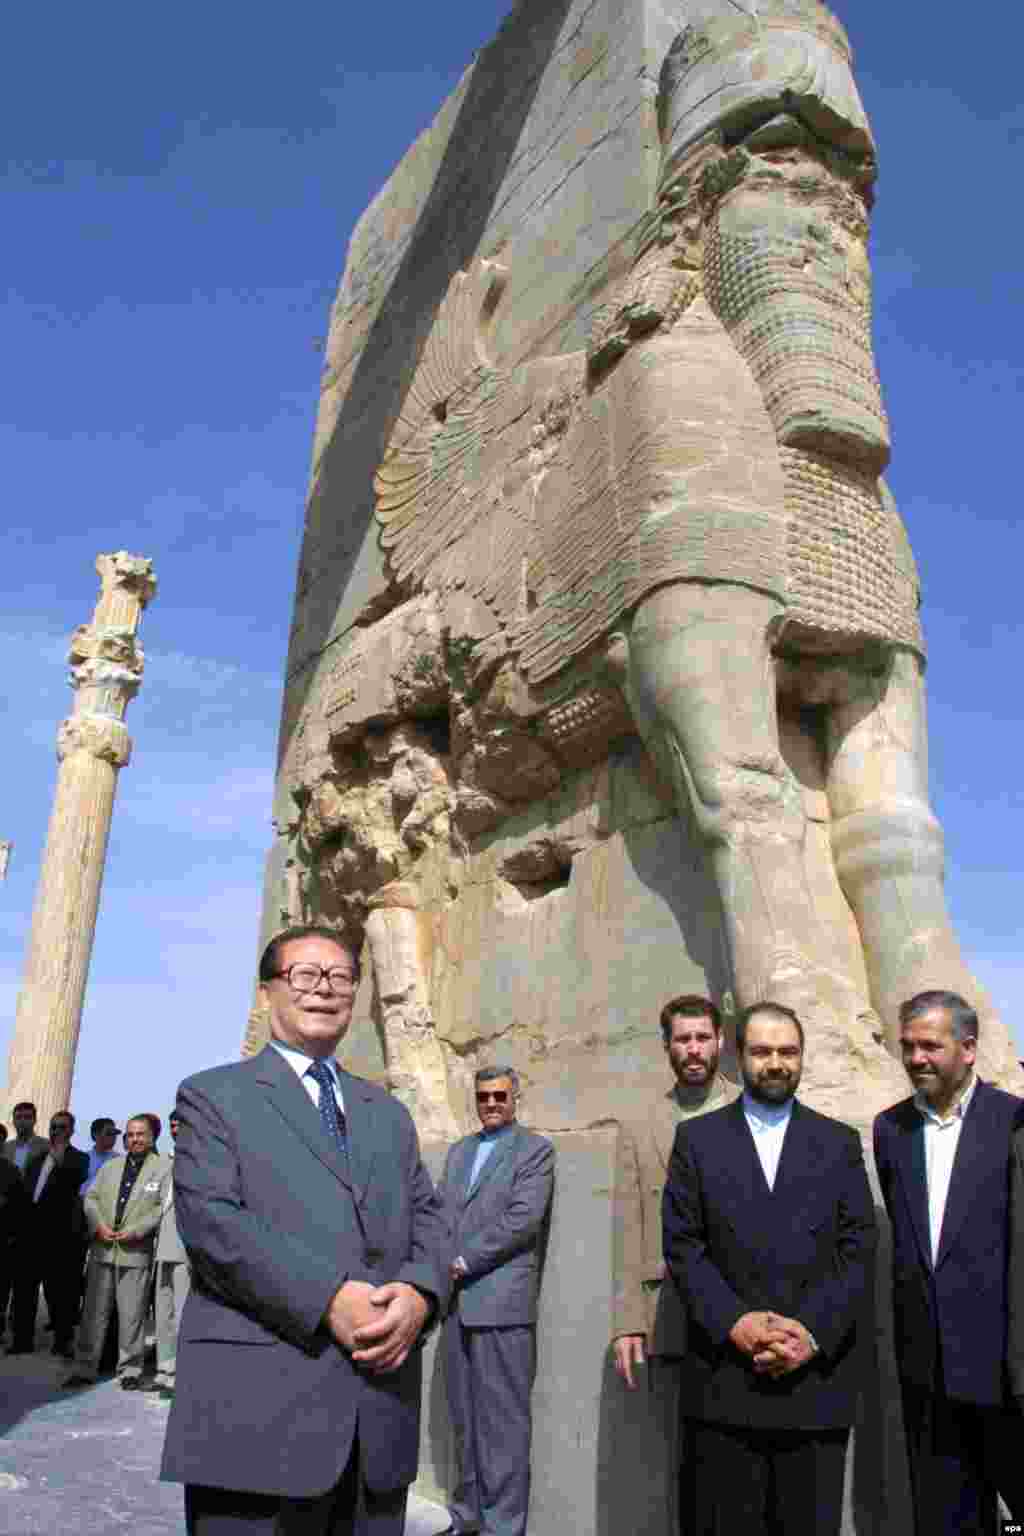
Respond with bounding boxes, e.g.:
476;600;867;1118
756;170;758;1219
373;0;1018;1093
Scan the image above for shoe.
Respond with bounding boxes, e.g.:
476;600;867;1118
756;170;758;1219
5;1345;33;1356
158;1386;175;1401
119;1376;142;1391
62;1373;95;1389
137;1378;164;1392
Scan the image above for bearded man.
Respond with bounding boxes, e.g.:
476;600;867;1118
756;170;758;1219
663;1001;875;1534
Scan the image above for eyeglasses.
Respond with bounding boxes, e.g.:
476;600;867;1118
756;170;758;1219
273;963;358;995
476;1090;509;1104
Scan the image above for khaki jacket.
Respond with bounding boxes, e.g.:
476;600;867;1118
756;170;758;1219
84;1151;171;1268
612;1074;738;1354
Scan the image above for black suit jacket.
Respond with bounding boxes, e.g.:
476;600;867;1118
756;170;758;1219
663;1097;876;1431
160;1046;448;1500
0;1161;29;1255
23;1146;88;1248
874;1078;1022;1408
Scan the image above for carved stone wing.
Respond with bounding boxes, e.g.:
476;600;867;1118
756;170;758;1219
374;260;522;605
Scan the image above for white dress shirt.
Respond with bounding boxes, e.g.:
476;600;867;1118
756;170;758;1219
13;1141;32;1171
270;1040;346;1116
32;1152;55;1203
742;1092;794;1191
916;1071;977;1263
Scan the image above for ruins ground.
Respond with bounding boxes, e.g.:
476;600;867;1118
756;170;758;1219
0;1346;449;1536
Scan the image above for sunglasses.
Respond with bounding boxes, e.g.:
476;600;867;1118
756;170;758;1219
476;1090;509;1104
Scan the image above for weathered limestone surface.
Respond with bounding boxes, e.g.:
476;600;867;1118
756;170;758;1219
258;4;1021;1531
6;554;156;1124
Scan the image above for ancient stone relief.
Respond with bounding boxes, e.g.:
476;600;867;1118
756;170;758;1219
272;0;1020;1121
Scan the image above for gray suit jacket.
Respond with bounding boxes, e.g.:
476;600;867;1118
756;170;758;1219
439;1124;554;1327
155;1154;187;1264
160;1045;447;1500
85;1151;171;1269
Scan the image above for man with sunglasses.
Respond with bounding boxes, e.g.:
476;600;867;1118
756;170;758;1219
12;1110;89;1357
437;1066;554;1536
160;924;447;1536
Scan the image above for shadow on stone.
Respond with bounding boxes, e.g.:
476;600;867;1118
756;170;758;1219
280;0;577;765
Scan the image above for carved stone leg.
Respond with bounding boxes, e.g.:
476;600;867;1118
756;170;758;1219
364;892;460;1140
625;583;893;1107
827;650;1021;1084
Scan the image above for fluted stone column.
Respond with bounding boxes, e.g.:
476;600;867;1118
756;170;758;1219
6;552;157;1122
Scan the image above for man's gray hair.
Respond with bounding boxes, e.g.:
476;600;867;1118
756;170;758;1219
899;990;980;1043
475;1064;520;1093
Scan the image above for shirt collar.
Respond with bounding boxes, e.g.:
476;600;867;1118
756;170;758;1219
271;1039;339;1084
915;1070;977;1127
478;1121;516;1142
742;1091;795;1130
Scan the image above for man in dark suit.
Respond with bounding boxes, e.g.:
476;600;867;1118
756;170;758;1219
160;924;447;1536
663;1001;876;1536
0;1151;28;1346
11;1109;89;1357
874;989;1024;1535
437;1066;554;1536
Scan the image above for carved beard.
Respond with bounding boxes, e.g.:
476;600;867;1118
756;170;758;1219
704;205;890;477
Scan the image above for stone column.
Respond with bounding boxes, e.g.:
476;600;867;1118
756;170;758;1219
6;552;157;1122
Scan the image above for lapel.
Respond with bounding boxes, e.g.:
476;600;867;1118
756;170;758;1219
726;1097;773;1202
892;1104;932;1271
934;1080;990;1271
463;1125;518;1207
769;1099;808;1200
337;1068;378;1211
253;1045;352;1193
123;1153;160;1220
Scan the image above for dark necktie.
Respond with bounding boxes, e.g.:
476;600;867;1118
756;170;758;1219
307;1059;347;1152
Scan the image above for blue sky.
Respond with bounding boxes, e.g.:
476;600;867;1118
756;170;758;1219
1;1;1021;1137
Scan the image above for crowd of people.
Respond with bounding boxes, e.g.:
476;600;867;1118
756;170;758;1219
3;923;1023;1536
150;923;1024;1536
0;1101;190;1399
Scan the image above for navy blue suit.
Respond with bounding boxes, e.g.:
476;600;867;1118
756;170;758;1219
874;1078;1024;1534
663;1097;876;1535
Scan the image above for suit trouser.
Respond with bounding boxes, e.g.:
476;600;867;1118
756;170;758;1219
184;1434;407;1536
444;1317;535;1536
12;1245;81;1349
685;1419;848;1536
154;1259;191;1386
75;1258;151;1379
901;1385;1024;1536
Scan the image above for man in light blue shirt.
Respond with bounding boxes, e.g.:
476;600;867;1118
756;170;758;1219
83;1118;120;1193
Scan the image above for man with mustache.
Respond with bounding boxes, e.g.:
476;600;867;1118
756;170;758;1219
663;1002;876;1534
875;991;1024;1534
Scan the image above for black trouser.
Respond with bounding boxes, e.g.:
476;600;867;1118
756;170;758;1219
902;1385;1024;1536
184;1435;407;1536
685;1419;849;1536
12;1248;80;1349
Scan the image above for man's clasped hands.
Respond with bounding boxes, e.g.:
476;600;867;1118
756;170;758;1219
729;1311;817;1377
325;1280;429;1374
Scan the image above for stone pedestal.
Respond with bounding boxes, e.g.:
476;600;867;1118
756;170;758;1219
6;553;156;1122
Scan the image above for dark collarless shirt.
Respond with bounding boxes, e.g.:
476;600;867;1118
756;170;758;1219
115;1152;152;1227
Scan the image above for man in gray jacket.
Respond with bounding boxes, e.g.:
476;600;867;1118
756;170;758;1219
438;1067;554;1536
66;1113;169;1388
151;1110;189;1399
